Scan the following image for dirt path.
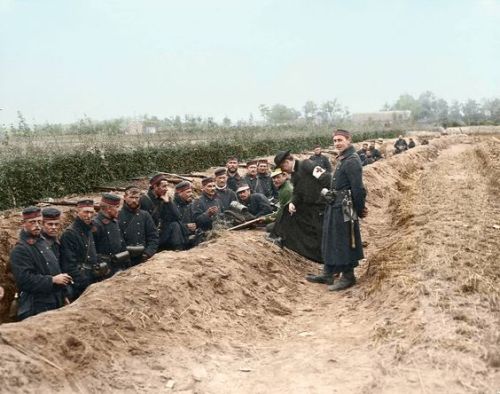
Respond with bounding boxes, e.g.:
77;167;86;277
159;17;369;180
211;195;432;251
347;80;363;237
0;135;498;393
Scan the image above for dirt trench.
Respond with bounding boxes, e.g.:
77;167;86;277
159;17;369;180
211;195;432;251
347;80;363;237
0;135;499;393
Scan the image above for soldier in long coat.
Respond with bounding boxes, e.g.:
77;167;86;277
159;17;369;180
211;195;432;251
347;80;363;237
118;186;159;265
272;150;326;263
10;207;72;320
307;129;367;291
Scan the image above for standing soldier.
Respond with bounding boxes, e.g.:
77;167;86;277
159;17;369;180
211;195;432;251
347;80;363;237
10;207;71;320
226;156;242;192
41;207;62;260
93;193;129;274
118;186;159;265
307;129;367;291
214;167;237;211
309;145;333;172
193;177;223;231
60;199;100;300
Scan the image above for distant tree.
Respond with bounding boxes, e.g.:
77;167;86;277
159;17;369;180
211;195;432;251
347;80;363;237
391;94;421;121
260;104;300;124
448;101;463;126
222;116;232;127
482;98;500;124
317;99;347;125
303;100;318;123
462;99;483;125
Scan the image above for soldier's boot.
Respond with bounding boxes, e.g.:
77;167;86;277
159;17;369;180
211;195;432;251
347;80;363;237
328;269;356;291
306;265;334;286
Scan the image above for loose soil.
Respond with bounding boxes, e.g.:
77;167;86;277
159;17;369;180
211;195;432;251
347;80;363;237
0;135;499;393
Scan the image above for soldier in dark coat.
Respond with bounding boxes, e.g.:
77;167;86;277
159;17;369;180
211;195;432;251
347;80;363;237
309;145;333;173
92;194;129;274
193;177;224;231
408;138;416;149
236;184;273;219
255;160;278;200
369;141;382;161
243;160;259;193
41;207;62;260
307;129;367;291
272;150;326;263
226;156;242;192
10;207;72;320
214;167;237;211
394;135;408;154
118;186;159;265
60;199;99;300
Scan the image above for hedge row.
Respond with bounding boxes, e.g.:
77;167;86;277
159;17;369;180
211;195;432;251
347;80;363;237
0;130;398;210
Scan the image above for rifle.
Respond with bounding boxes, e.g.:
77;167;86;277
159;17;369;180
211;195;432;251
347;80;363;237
227;213;273;231
342;191;357;249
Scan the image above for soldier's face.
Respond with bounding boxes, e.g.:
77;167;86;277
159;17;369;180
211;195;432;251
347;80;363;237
247;165;257;176
314;147;321;155
272;174;285;188
333;135;350;153
237;189;251;202
215;174;227;187
203;182;216;197
257;163;268;174
23;216;42;237
227;160;238;172
177;188;193;203
42;219;60;237
124;193;140;210
280;159;294;173
154;180;169;197
106;205;119;219
78;207;95;225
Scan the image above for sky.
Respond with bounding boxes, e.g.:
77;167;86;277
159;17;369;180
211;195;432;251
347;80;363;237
0;0;499;125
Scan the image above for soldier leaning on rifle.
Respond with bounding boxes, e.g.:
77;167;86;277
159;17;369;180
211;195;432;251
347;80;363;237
235;183;273;219
10;207;72;320
60;199;100;300
307;129;367;291
118;186;159;265
92;193;130;274
214;167;237;211
41;207;62;260
226;156;242;192
192;177;224;231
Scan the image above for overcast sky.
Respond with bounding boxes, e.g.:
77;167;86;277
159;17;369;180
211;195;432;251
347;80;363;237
0;0;499;125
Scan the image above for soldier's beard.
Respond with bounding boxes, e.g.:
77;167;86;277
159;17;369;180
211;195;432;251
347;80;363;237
127;202;139;210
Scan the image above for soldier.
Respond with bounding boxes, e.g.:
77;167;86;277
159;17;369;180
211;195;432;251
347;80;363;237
357;143;369;159
394;135;408;154
264;168;293;236
368;141;382;161
255;160;278;200
214;167;237;211
243;160;259;192
272;150;326;263
118;186;159;265
10;207;71;320
309;145;333;173
93;193;129;274
41;207;62;260
60;199;100;300
236;184;273;219
226;156;242;192
140;173;177;250
307;129;367;291
408;138;416;149
193;177;223;231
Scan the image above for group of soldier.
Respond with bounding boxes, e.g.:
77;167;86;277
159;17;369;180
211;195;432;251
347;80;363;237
9;131;367;321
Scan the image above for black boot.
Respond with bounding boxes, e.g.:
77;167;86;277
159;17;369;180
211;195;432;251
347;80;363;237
306;265;334;285
328;269;355;291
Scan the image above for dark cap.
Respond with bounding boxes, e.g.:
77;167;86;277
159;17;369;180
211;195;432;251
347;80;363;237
22;206;41;220
201;177;215;186
101;193;121;206
175;181;192;193
333;129;352;139
214;167;227;177
246;160;258;167
77;199;94;208
149;173;168;187
124;185;141;195
42;207;61;220
274;150;291;167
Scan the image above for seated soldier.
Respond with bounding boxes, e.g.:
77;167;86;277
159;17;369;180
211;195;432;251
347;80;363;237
118;186;159;265
10;207;71;320
309;145;333;173
368;141;382;161
243;160;258;192
193;177;224;231
214;167;237;211
394;135;408;154
226;156;242;192
264;168;293;236
255;160;278;200
408;138;416;149
236;183;273;219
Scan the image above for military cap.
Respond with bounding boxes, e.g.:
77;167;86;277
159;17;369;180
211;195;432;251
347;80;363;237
236;183;250;193
42;207;61;220
175;181;192;193
22;206;41;220
271;168;283;178
214;167;227;177
149;173;168;187
124;185;141;195
334;129;352;139
77;199;94;208
246;160;258;167
274;150;291;167
101;193;121;206
201;177;215;186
